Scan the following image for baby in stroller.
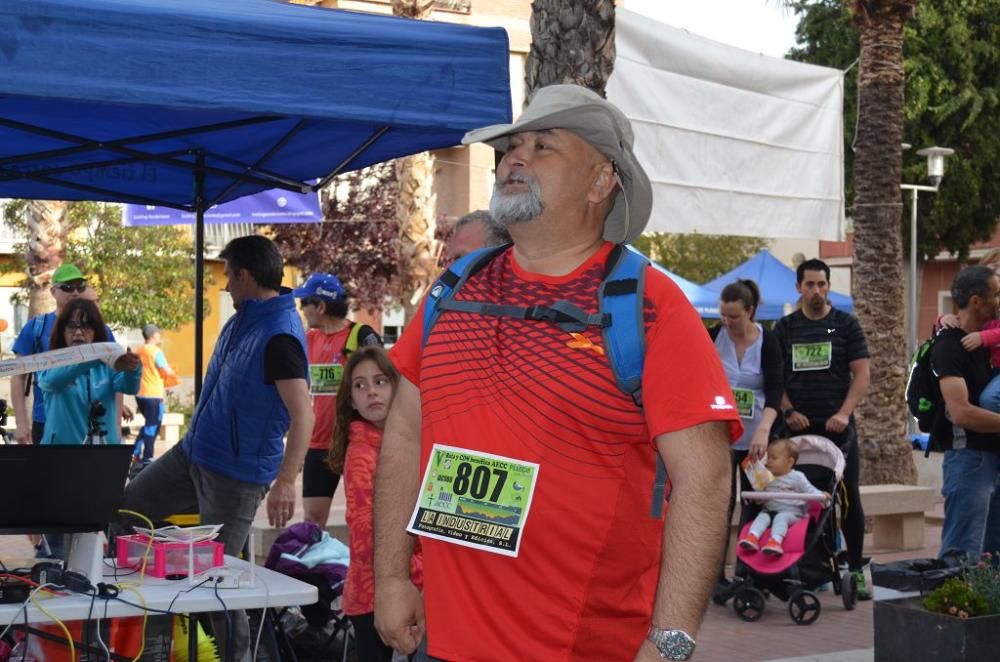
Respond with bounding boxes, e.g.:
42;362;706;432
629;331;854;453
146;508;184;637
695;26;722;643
728;435;858;625
739;438;830;556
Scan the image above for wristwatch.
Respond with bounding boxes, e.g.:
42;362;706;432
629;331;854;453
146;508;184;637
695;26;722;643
646;626;696;660
783;407;796;419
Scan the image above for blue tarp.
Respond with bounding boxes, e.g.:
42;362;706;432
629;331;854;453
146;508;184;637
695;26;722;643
626;247;720;316
0;0;511;394
0;0;512;207
703;250;854;320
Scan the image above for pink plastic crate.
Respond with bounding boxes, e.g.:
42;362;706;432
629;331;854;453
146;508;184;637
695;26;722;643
116;534;224;578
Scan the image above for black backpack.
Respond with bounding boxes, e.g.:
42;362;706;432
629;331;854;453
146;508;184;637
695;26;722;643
905;331;952;452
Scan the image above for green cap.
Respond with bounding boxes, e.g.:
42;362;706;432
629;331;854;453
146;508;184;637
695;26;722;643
52;263;86;284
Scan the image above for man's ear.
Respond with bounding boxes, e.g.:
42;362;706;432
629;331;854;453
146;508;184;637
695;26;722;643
588;161;617;206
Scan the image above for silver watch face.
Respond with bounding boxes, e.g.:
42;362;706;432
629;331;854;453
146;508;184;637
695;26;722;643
650;628;696;660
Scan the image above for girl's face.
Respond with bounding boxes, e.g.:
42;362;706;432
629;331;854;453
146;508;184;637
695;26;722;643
64;311;96;346
350;359;394;427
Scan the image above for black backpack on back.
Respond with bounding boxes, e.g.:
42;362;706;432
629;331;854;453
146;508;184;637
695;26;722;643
906;331;952;452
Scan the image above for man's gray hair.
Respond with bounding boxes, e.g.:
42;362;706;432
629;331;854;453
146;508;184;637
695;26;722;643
455;209;511;246
952;265;995;309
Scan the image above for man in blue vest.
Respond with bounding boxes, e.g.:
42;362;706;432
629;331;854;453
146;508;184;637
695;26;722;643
123;235;314;660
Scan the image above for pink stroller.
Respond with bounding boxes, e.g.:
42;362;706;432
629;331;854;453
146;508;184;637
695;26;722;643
729;435;859;625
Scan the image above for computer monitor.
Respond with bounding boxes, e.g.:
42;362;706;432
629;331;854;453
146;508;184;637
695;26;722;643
0;444;134;535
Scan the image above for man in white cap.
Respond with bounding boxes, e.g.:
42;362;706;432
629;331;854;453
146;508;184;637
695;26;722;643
374;84;741;661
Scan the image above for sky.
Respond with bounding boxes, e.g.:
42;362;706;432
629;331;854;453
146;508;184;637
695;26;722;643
622;0;800;58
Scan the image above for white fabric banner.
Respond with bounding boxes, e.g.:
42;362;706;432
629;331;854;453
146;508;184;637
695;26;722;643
607;8;845;240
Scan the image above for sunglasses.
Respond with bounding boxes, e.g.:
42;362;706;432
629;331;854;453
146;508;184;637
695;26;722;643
66;322;96;333
300;296;322;308
56;284;88;293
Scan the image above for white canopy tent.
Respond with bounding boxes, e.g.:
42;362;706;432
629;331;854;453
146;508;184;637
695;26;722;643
607;8;845;241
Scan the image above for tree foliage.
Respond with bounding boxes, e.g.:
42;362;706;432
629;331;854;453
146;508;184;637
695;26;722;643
269;163;400;312
632;233;769;283
3;200;198;330
789;0;1000;259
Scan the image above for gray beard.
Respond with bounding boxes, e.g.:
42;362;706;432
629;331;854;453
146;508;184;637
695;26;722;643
489;177;544;228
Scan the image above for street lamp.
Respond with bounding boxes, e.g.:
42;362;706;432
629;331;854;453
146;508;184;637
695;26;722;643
902;145;954;360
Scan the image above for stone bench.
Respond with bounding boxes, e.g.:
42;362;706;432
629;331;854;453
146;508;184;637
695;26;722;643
859;484;936;552
7;412;184;443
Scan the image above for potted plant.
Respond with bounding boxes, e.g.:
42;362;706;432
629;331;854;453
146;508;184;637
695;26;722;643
874;553;1000;662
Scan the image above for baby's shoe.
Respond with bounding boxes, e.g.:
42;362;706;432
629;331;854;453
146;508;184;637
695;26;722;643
762;538;784;556
738;533;760;552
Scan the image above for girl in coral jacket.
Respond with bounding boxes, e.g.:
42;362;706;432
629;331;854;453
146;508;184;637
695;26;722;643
328;346;422;662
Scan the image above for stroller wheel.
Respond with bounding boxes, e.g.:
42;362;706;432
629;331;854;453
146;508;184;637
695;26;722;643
732;587;766;622
788;590;822;625
841;570;858;610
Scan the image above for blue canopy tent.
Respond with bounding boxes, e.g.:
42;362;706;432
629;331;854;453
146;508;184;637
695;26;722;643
703;250;854;320
626;247;720;316
0;0;511;395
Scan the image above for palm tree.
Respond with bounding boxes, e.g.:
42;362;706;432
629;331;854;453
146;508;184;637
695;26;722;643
392;0;438;322
20;200;69;316
525;0;616;96
848;0;919;484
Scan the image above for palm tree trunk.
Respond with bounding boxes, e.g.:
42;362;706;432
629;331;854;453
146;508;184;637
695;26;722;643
850;1;919;485
24;200;69;317
393;0;438;323
525;0;616;96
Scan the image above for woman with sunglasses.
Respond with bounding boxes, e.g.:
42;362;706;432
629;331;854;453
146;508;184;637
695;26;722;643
36;298;142;445
10;263;118;445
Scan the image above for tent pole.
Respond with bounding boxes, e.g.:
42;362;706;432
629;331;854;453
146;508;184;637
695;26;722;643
194;153;206;402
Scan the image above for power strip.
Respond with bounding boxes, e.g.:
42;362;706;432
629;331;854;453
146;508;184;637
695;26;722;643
202;566;252;589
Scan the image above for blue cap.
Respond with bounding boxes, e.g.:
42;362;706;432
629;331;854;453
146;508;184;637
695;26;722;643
292;273;345;302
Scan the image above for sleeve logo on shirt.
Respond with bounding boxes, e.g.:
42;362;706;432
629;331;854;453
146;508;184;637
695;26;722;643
710;395;734;411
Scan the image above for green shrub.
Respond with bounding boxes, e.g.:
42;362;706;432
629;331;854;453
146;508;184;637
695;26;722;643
924;577;990;618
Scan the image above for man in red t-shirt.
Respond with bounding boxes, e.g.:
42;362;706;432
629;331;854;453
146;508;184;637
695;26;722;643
373;84;742;662
292;272;381;525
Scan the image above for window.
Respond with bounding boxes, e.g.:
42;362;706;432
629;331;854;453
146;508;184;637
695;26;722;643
938;291;954;316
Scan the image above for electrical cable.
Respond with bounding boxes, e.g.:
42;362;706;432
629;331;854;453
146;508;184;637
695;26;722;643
117;509;156;585
117;585;149;662
251;574;270;661
166;577;213;615
95;596;111;662
30;589;75;660
213;579;232;662
86;589;96;662
0;583;59;643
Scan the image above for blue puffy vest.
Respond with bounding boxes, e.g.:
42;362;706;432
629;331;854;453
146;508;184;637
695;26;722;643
182;293;307;485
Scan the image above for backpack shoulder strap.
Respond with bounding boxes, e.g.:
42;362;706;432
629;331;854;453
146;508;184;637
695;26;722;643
345;322;362;355
421;245;509;348
600;245;648;407
600;246;667;518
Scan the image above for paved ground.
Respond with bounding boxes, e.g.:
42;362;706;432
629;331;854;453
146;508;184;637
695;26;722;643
0;437;944;661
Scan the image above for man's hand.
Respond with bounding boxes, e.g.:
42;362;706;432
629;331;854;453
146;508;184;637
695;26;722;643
825;412;849;434
787;410;810;432
375;577;425;655
962;332;984;351
121;404;135;423
15;424;31;445
266;476;297;528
